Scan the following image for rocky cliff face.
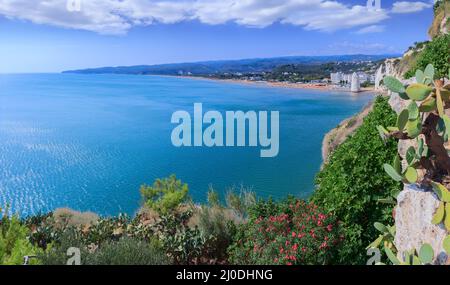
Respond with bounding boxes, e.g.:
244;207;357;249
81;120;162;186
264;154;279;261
429;1;449;38
387;63;450;265
395;184;449;265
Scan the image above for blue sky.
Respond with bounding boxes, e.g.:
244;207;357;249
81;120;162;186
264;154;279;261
0;0;436;73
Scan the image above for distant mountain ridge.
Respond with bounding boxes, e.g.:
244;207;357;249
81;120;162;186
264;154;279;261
63;54;399;75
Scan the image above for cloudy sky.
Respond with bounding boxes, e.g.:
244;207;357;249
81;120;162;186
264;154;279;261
0;0;436;73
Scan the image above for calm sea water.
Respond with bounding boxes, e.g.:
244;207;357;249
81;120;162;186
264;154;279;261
0;74;373;216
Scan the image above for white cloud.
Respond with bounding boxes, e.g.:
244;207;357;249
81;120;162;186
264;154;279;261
391;1;432;14
355;25;385;34
0;0;390;35
327;41;399;54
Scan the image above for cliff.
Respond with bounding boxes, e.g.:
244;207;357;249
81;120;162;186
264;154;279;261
322;101;374;163
322;1;449;162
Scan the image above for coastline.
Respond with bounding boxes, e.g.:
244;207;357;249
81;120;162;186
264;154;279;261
163;75;376;93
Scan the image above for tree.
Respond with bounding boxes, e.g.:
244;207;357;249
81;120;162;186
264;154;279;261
140;175;189;215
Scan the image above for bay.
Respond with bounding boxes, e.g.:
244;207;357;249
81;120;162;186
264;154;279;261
0;74;372;216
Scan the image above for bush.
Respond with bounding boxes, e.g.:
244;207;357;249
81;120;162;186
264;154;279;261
0;208;42;265
53;208;99;228
85;237;171;265
194;205;237;262
155;211;209;265
406;35;450;79
38;227;88;265
225;185;256;219
228;200;342;265
311;96;401;264
140;175;189;215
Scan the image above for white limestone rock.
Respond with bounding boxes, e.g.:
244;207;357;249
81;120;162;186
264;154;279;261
388;91;409;114
375;65;383;90
395;184;449;265
350;72;360;92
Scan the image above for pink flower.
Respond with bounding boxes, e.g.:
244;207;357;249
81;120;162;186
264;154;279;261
319;241;328;249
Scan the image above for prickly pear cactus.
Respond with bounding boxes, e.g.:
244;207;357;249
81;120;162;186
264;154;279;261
379;64;450;232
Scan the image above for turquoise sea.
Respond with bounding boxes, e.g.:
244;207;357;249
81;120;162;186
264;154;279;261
0;74;373;216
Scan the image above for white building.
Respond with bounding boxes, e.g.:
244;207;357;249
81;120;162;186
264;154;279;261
330;72;343;84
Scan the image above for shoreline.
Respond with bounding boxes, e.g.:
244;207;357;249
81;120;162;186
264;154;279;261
162;75;376;93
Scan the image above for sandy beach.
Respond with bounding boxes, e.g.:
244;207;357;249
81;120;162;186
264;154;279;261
170;75;375;93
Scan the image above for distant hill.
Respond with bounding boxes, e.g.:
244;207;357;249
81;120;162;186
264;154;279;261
63;54;398;76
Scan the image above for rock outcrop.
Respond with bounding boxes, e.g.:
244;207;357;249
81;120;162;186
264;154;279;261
350;72;360;93
395;184;449;265
429;0;449;38
375;65;383;90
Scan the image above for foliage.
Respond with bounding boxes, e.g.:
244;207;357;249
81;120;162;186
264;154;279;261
311;96;401;264
366;222;396;264
383;235;450;265
207;187;221;207
195;203;238;262
140;175;189;215
25;212;56;250
154;211;210;264
38;227;88;265
52;208;99;228
225;185;256;219
85;237;171;265
379;65;450;230
228;199;343;265
0;208;42;265
40;229;170;265
406;35;450;79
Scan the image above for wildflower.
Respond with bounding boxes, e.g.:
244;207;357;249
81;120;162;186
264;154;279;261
327;224;333;232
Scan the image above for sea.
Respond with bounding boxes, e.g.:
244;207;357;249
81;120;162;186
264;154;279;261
0;73;373;216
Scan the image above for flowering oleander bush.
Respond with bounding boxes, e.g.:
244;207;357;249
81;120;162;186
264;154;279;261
228;200;343;265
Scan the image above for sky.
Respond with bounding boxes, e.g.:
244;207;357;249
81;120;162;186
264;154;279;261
0;0;437;73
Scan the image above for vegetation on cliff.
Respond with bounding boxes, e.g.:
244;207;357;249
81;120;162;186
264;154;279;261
312;96;401;264
405;34;450;79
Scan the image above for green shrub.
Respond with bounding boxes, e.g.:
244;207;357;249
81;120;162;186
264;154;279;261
311;96;401;264
207;187;221;207
228;200;343;265
247;196;297;220
140;175;189;215
406;35;450;79
195;206;237;261
155;211;210;264
225;185;256;219
86;237;171;265
0;208;42;265
38;227;88;265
